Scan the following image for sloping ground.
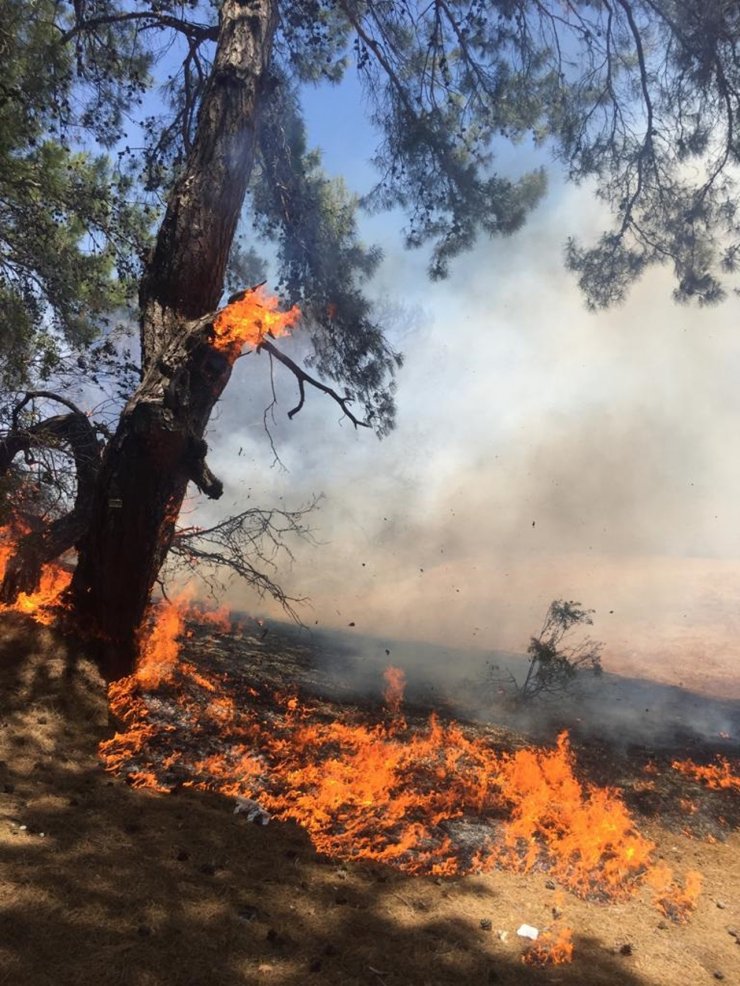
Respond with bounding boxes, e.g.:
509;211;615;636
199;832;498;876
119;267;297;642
262;620;740;750
0;613;738;986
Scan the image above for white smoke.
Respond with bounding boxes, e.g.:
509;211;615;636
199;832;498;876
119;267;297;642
190;166;740;708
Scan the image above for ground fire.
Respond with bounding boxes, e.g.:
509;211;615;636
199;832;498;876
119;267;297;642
97;594;707;929
672;756;740;794
0;538;717;951
521;923;574;967
0;528;71;626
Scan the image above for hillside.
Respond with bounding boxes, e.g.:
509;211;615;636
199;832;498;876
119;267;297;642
1;612;738;986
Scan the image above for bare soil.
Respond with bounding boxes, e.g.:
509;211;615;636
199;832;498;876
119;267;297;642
0;612;738;986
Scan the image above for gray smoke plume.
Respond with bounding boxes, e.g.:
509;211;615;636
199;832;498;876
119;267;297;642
185;180;740;746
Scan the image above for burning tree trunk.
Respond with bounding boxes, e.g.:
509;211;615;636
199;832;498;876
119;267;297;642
67;0;279;679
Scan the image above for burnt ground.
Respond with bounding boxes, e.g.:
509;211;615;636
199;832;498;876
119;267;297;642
248;619;740;751
1;611;739;986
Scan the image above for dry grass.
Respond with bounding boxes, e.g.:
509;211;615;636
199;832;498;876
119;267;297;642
0;612;738;986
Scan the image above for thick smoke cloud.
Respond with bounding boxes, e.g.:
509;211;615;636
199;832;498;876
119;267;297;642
194;181;740;706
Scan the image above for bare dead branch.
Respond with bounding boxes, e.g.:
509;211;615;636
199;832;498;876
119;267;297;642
10;390;90;431
167;499;320;621
258;340;370;429
262;350;287;470
56;11;218;47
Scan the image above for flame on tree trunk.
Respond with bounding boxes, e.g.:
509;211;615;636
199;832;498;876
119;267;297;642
66;0;279;679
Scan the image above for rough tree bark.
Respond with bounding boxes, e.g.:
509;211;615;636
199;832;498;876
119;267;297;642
67;0;279;680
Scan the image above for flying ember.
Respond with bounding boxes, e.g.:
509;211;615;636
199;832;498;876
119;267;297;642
99;596;702;925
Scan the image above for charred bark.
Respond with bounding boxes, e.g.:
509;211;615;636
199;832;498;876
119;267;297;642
69;319;233;678
69;0;279;679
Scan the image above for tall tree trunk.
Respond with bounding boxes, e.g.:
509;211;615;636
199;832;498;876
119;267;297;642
69;0;278;680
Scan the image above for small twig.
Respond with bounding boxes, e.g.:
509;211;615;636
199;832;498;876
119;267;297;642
262;351;287;470
155;577;171;604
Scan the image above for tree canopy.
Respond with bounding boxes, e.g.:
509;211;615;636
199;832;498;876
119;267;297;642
0;0;151;392
6;2;740;402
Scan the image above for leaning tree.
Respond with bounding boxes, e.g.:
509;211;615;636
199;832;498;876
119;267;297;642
3;0;740;679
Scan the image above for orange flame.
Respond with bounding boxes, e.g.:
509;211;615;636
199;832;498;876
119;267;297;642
98;598;701;920
522;925;574;966
482;731;658;898
102;596;191;791
383;665;406;719
672;756;740;793
212;286;300;359
647;863;702;923
0;529;71;625
134;595;187;690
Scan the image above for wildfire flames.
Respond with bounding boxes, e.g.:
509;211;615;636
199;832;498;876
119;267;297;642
97;596;703;938
647;863;704;923
672;756;740;794
212;286;301;359
0;538;708;948
522;924;574;967
0;529;71;625
382;665;406;719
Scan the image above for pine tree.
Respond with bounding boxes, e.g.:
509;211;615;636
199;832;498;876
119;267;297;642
2;1;740;678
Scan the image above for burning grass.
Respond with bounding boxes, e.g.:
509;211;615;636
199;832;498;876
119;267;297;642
522;924;574;967
0;538;722;945
1;603;739;985
100;598;704;926
672;756;740;793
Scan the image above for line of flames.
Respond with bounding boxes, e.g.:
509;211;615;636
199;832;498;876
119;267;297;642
0;536;715;954
98;594;707;946
672;756;740;794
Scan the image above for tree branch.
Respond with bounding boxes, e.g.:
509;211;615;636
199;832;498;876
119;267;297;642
611;0;656;231
186;443;224;500
56;11;219;47
258;340;370;428
0;396;102;602
168;500;320;621
10;390;90;431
